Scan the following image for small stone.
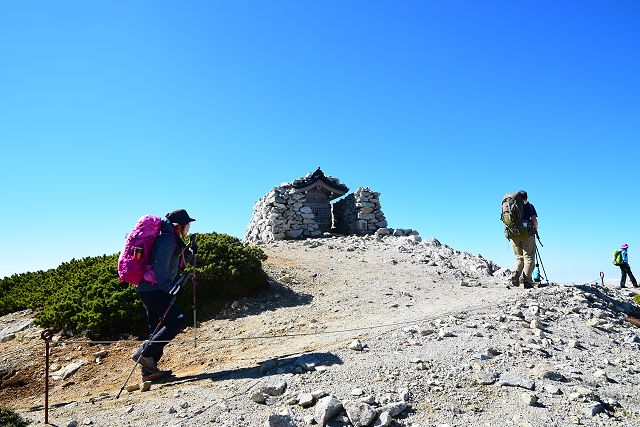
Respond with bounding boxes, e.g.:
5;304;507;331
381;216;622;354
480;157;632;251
0;333;16;343
544;384;562;395
351;388;364;396
378;401;408;417
123;406;134;414
475;370;499;385
180;401;189;409
373;412;392;427
298;393;315;408
141;381;152;392
593;370;607;379
397;387;410;401
438;329;455;338
521;392;538;406
588;402;605;417
349;340;365;351
125;383;140;392
168;406;177;414
499;373;535;390
66;421;79;427
92;350;107;358
251;392;268;404
530;319;544;330
265;414;297;427
311;389;327;399
314;395;343;425
359;395;376;405
344;400;378;427
260;378;287;396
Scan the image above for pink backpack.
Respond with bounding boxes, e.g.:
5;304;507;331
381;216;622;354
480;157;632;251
117;215;163;285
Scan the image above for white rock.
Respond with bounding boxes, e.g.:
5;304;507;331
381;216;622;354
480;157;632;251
260;378;287;396
350;388;364;396
349;339;365;351
373;412;392;427
314;395;343;425
298;393;315;408
521;392;538;406
344;400;378;426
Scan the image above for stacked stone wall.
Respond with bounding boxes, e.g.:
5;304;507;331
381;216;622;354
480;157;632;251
332;187;387;236
244;184;322;243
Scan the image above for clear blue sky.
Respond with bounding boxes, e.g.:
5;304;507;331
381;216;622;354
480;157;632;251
1;1;638;284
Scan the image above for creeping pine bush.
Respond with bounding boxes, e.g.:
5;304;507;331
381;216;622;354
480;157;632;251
0;406;30;427
191;232;267;300
0;232;267;339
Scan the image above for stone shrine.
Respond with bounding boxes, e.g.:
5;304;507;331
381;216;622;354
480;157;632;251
244;168;388;242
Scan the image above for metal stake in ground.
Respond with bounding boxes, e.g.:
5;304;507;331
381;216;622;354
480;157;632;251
115;271;192;399
40;329;53;425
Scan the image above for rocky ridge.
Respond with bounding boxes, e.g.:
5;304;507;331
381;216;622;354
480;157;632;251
2;235;640;426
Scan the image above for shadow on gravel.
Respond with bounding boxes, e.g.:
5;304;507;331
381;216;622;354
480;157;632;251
577;285;640;318
162;352;342;386
196;277;314;323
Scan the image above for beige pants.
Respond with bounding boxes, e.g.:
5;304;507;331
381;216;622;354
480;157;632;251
511;234;536;283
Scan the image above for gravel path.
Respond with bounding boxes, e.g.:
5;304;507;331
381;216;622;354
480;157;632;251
3;235;640;426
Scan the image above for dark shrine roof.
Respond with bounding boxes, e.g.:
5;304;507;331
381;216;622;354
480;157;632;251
292;168;349;197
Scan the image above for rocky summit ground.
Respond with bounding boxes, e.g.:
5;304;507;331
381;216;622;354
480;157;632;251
2;235;640;427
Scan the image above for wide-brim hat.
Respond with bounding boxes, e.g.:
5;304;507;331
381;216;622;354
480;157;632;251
166;209;196;225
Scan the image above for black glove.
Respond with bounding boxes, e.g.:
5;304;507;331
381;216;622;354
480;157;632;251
189;234;198;254
169;271;193;295
184;248;195;266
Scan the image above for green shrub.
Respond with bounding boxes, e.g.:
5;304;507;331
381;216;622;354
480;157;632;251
191;232;267;300
634;295;640;306
0;233;267;338
0;406;29;427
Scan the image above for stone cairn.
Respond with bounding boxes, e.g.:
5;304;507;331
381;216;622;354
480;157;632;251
244;183;322;242
332;187;388;235
244;172;388;243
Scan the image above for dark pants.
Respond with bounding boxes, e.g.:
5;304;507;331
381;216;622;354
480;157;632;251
137;290;186;364
620;263;638;287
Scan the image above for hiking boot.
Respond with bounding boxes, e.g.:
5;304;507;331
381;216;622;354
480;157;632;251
142;369;172;382
510;271;521;287
522;280;534;289
131;351;158;372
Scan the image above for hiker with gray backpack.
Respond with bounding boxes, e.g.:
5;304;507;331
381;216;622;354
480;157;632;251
501;190;538;289
613;243;638;288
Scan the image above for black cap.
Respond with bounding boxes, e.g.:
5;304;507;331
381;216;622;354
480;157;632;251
166;209;196;225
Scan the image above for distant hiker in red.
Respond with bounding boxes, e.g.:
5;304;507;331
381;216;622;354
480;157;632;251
619;243;638;288
131;209;196;381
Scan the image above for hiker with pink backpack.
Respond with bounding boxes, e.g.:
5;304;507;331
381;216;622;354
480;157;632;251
118;209;196;382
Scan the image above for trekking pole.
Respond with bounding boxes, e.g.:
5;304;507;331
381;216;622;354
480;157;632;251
535;231;543;247
189;234;198;349
535;245;550;285
115;271;191;399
